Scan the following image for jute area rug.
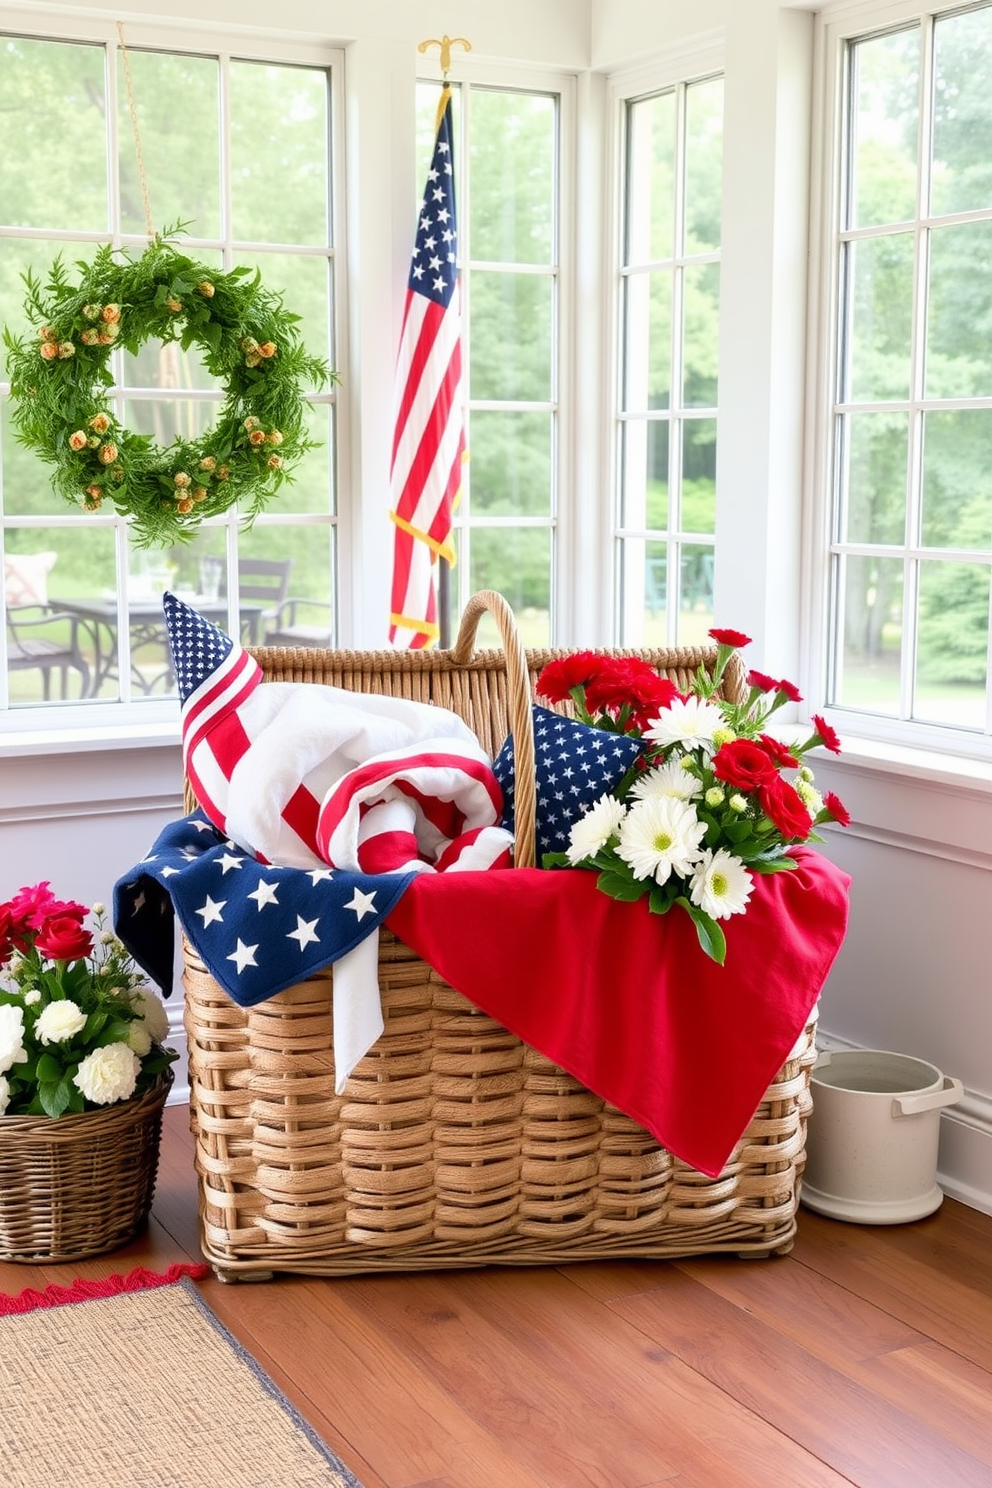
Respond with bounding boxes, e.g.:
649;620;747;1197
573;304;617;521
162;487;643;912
0;1270;362;1487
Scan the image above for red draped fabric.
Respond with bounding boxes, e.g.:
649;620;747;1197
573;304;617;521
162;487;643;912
387;848;850;1177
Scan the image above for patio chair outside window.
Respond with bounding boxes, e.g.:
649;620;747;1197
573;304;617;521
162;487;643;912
7;605;91;700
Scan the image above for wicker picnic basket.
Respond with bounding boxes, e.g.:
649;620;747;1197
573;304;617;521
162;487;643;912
183;590;817;1280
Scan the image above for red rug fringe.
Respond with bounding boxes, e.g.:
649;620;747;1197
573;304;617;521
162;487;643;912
0;1262;211;1316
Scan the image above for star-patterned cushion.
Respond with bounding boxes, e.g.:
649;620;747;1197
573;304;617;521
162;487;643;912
493;705;644;861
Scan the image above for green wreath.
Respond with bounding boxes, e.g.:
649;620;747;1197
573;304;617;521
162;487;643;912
2;229;335;546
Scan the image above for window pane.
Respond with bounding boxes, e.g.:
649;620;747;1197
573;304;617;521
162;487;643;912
470;90;555;265
680;542;714;631
0;239;101;383
625;92;675;264
270;402;334;515
682;420;716;533
684;77;723;255
37;530;122;704
931;8;992;219
2;398;64;517
469;411;552;516
121;336;220;395
916;560;989;729
620;419;668;529
118;51;220;240
239;525;335;646
124;396;220;450
840;411;908;545
620;538;668;646
926;221;992;399
230;62;329;246
235;251;331;378
832;553;904;715
622;271;671;412
470;271;552;401
921;410;992;550
846;233;914;402
0;38;108;232
683;263;719;407
848;28;919;231
469;527;550;646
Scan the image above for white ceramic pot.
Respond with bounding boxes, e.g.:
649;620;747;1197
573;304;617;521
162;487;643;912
801;1049;963;1225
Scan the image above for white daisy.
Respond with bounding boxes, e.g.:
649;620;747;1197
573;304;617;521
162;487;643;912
616;796;706;885
566;794;627;865
689;848;753;920
644;695;726;751
629;760;702;803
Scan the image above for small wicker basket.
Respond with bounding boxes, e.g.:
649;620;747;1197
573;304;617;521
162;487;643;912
0;1072;173;1263
183;591;817;1279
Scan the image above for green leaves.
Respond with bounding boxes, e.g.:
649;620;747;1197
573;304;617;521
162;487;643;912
676;897;727;965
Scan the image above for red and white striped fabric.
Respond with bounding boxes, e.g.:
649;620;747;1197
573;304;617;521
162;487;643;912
165;593;512;873
389;83;464;649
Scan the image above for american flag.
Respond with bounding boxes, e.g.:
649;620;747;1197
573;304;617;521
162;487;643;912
162;591;513;875
389;84;465;648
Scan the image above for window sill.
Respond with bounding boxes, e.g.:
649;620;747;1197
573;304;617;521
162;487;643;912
0;703;180;758
768;721;992;797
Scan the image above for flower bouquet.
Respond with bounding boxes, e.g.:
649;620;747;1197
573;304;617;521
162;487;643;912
0;881;176;1118
536;629;850;965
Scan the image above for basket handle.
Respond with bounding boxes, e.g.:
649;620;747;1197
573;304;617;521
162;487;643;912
451;590;536;869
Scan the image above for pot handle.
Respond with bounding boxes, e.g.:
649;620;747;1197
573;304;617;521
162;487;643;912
893;1077;963;1118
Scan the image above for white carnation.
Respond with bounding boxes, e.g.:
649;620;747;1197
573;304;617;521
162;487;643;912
0;1074;10;1114
0;1005;28;1074
72;1042;140;1105
35;999;87;1046
130;986;170;1045
127;1021;153;1057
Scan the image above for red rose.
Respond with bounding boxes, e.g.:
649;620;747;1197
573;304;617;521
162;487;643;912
712;739;778;790
823;790;851;827
32;914;94;963
758;733;798;768
759;775;814;840
812;714;842;754
747;669;780;694
709;627;751;649
536;652;609;705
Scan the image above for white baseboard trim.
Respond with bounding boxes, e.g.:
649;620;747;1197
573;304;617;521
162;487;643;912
814;1026;992;1220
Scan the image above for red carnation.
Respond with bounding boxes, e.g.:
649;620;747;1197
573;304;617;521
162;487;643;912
709;627;751;649
759;774;814;840
0;904;14;968
586;660;681;732
812;714;842;754
712;738;778;790
32;913;94;964
536;652;609;705
747;669;779;694
758;733;798;768
7;880;59;934
823;790;851;826
776;678;803;703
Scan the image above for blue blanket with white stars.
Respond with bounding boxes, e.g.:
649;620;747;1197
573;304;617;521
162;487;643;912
113;811;416;1005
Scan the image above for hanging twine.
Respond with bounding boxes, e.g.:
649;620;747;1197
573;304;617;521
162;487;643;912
117;21;155;237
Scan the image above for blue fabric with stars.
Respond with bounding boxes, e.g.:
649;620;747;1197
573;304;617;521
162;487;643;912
112;811;417;1006
493;706;644;863
408;91;458;309
163;591;234;705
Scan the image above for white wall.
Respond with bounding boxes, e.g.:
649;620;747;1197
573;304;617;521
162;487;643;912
3;0;992;1215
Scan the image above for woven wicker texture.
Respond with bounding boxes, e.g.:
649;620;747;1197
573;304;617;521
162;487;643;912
183;590;812;1278
0;1280;362;1487
0;1073;172;1263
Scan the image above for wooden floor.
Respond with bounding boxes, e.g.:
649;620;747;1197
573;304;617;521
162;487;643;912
3;1104;992;1488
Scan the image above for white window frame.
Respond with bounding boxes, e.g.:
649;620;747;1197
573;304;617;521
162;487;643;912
606;42;724;650
0;8;345;742
806;0;992;764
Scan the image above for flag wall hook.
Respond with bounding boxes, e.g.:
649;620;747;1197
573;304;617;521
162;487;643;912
417;34;472;80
